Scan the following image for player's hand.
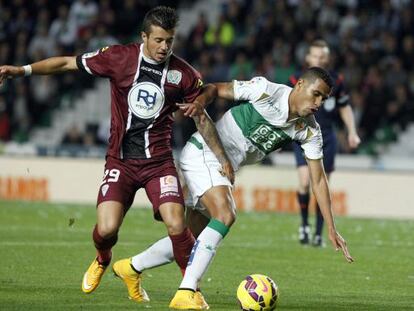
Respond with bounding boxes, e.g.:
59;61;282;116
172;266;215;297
348;132;361;149
0;65;23;85
328;228;354;263
219;160;235;185
176;101;204;117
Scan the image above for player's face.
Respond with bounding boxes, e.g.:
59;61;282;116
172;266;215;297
142;25;175;63
306;46;330;68
295;78;331;117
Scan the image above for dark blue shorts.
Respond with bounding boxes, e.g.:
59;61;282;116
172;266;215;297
292;131;337;173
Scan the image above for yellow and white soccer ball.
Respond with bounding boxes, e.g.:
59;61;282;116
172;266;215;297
237;274;278;310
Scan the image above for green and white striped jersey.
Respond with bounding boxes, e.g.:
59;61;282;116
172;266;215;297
191;77;323;171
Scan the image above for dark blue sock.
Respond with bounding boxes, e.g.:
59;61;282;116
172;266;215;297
315;205;324;236
297;192;310;226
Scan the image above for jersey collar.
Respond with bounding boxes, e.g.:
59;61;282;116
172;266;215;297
282;87;295;123
140;43;172;65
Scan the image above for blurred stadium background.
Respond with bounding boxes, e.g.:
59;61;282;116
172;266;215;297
0;0;413;157
1;0;414;217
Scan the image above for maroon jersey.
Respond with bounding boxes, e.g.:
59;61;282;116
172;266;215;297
76;43;203;159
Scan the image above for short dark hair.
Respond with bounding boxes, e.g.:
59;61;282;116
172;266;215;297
301;67;334;90
142;6;179;34
309;39;330;52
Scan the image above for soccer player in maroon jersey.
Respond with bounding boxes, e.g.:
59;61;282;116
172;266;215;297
0;6;233;308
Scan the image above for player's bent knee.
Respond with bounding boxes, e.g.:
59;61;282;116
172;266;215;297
298;180;310;193
165;221;186;236
97;222;119;238
224;209;236;227
215;207;236;227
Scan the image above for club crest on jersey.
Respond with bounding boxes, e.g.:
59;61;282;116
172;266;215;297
324;97;336;111
101;184;109;196
167;70;182;85
128;82;164;119
295;119;305;131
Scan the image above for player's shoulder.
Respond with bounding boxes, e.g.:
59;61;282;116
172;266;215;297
238;76;291;91
234;76;270;92
94;43;138;58
252;77;290;92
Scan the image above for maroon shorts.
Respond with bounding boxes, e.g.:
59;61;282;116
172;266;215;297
96;155;184;220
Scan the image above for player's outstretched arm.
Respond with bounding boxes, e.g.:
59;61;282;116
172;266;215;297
306;158;354;263
177;82;235;116
193;112;235;184
0;56;78;85
214;82;234;100
177;84;218;117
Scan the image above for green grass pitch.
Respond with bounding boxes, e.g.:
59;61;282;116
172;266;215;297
0;200;413;310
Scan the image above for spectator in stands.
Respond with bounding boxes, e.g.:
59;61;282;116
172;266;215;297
83;130;97;147
61;125;84;145
49;5;77;52
12;81;31;141
188;12;208;44
97;0;116;28
274;53;295;84
28;26;56;60
69;0;99;35
184;12;208;63
0;95;10;141
0;0;413;153
96;117;110;146
360;65;390;140
115;0;149;42
204;13;235;47
9;8;34;36
208;47;230;82
87;24;118;52
229;51;253;80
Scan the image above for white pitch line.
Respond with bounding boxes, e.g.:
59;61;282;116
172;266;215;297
0;241;142;247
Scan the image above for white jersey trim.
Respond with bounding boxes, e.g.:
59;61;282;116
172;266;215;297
134;44;170;159
81;56;93;75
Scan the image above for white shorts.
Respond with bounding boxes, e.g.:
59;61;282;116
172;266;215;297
179;135;232;210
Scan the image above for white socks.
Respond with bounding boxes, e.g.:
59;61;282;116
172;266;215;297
179;219;229;290
130;218;230;292
131;237;174;272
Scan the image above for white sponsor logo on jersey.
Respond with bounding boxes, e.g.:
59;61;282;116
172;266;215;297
141;65;163;76
324;97;336;111
160;175;179;195
167;70;182;85
101;184;109;196
128;82;164;119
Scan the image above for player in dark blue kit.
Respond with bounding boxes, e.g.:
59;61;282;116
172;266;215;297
289;40;361;246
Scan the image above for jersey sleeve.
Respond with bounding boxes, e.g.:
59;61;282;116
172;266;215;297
233;76;269;102
181;65;203;103
299;118;323;160
76;45;127;79
335;74;350;107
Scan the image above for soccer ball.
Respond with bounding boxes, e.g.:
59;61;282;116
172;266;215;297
237;274;278;310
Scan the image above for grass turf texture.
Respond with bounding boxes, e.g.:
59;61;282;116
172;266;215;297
0;200;413;310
